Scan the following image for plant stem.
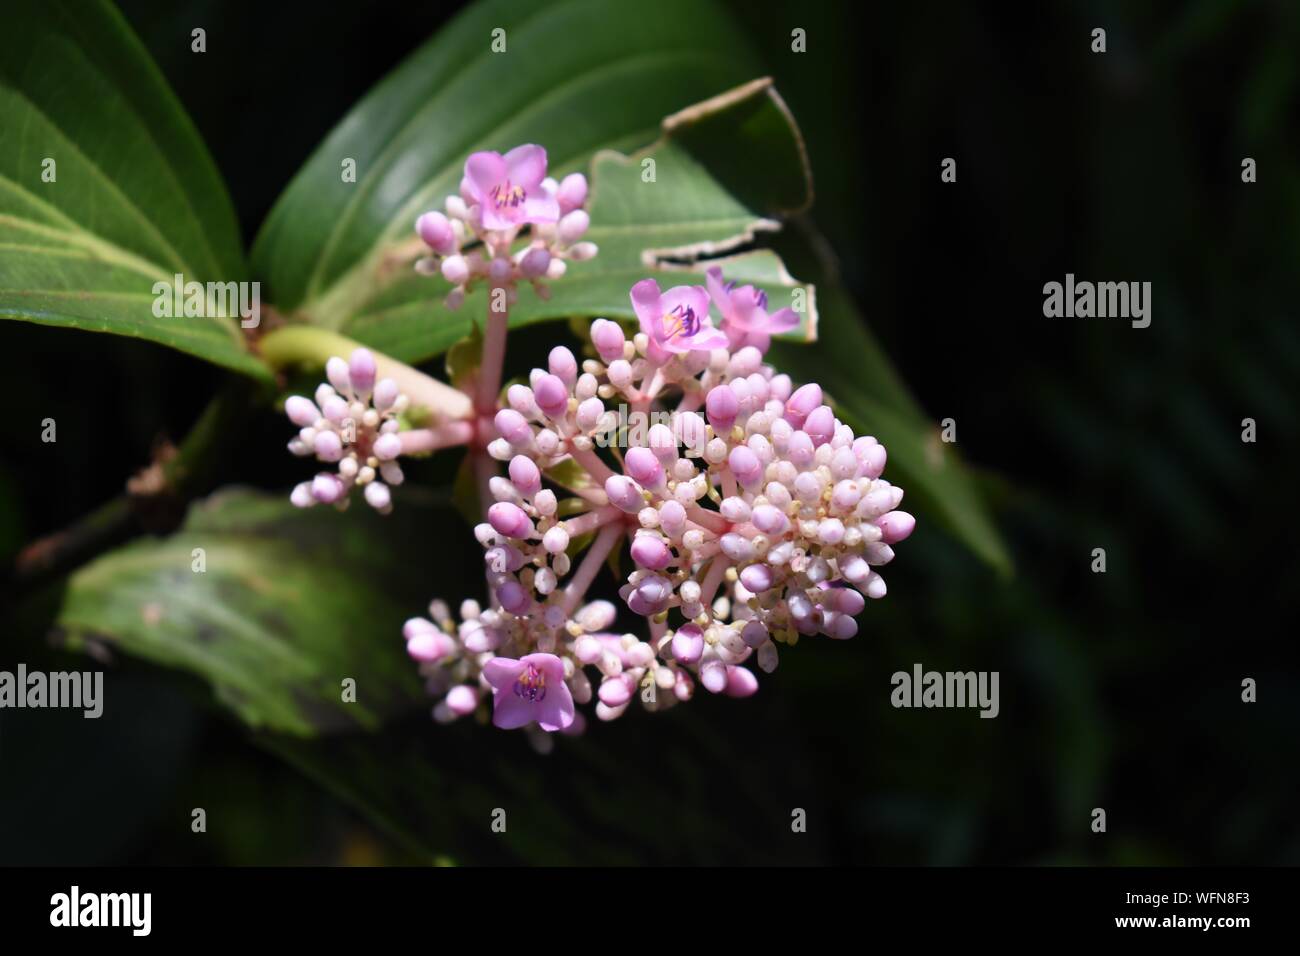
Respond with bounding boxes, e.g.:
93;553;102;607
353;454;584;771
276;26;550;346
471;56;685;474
260;326;471;421
475;287;509;413
563;522;623;614
7;379;255;594
399;422;474;454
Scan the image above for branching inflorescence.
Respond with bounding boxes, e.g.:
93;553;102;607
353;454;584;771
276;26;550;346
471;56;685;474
282;144;914;740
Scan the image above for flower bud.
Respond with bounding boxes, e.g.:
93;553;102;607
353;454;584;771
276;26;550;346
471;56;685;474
557;172;588;212
415;211;456;254
508;455;542;496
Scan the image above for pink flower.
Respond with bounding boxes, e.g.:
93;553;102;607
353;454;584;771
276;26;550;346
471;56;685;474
706;267;799;348
630;279;728;360
463;145;560;231
482;653;574;731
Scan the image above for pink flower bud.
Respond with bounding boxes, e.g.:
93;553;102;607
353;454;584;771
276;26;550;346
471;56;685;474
488;501;534;539
311;473;345;504
415;211;456;254
787;430;814;467
285;396;320;427
829;614;858;640
784;383;822;427
495;409;533;447
548;346;578;385
590;319;626;363
557;172;588;212
373;378;400;411
575;635;603;663
576;397;604;431
407;631;454;662
290;482;313;508
750;503;788;536
441;255;469;285
706;384;739;430
854;437;887;478
723;666;759;698
876;510;916;544
520;246;551;279
445;685;478;716
372;432;402;460
533;373;569;418
676;411;707;454
347;349;377;396
626;574;672;615
739;563;774;592
741;620;768;649
728;445;763;489
804;405;835;446
700;658;728;694
313;430;343;462
839;553;871;584
659;499;687;536
720;497;751;523
598;674;635;708
630;533;671;570
624;447;664;487
325;357;351;394
543;525;570;553
647;424;678;463
671;624;704;665
364;481;392;512
508;455;542;496
604;475;643;513
496;579;531;614
558;209;590;243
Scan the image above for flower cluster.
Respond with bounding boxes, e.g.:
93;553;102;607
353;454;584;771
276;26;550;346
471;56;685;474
280;142;915;741
408;274;914;735
284;348;415;514
412;144;597;309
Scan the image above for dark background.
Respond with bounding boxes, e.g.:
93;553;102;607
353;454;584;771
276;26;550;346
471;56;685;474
2;0;1296;865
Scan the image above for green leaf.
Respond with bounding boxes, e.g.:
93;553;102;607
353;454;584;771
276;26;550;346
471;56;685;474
51;487;473;735
258;709;821;865
771;281;1013;576
251;0;821;363
0;0;268;379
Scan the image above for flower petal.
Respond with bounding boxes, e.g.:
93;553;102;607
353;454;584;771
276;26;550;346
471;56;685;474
630;279;663;337
465;151;506;197
503;144;547;189
482;656;526;689
491;690;536;729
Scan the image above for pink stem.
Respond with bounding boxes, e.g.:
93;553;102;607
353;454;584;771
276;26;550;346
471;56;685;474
698;557;727;608
562;522;623;614
569;444;618;486
398;421;474;454
720;469;737;499
475;285;508;413
473;449;500;607
686;504;728;535
564;505;621;538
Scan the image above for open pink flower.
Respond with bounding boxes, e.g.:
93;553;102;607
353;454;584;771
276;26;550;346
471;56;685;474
464;145;560;231
631;278;729;360
706;267;799;347
482;653;574;731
